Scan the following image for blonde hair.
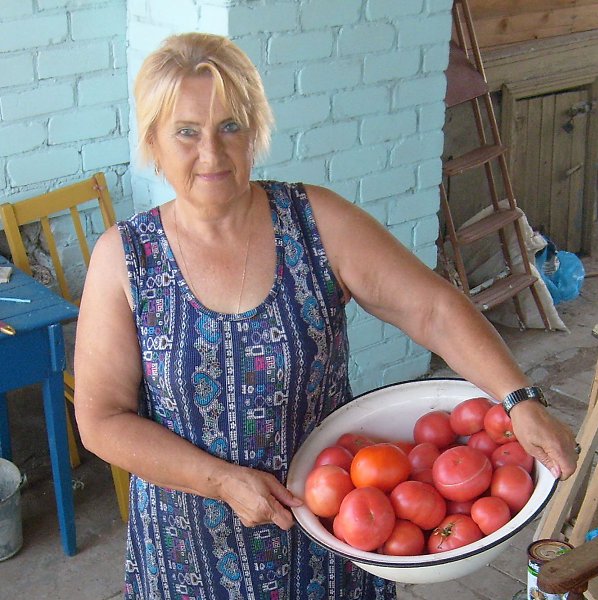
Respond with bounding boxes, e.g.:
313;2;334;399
134;32;273;166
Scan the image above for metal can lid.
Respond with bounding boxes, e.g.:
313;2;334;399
528;539;573;564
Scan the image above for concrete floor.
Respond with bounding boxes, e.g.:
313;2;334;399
0;249;597;600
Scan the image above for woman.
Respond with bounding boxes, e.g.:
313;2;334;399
74;33;578;599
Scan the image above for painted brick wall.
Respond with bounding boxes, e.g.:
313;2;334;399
0;0;133;269
127;0;452;394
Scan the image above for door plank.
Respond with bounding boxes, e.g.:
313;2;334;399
511;97;528;216
525;96;543;232
582;78;598;253
566;90;588;253
551;91;578;249
537;94;556;239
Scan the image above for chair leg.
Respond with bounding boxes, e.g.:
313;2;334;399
111;464;130;522
65;402;81;469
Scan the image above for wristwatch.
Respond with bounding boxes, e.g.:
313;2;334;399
502;386;548;415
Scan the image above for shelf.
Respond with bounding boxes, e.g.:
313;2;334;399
443;144;506;177
445;41;488;108
470;273;538;312
456;207;523;245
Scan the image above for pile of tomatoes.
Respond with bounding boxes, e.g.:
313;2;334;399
303;397;535;556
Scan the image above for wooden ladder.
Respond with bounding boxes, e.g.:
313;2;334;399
440;0;550;329
534;357;598;599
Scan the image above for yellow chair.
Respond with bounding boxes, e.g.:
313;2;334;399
0;172;130;522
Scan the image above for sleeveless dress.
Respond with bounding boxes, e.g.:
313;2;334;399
117;181;396;600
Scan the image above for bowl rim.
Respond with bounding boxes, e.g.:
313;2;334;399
290;377;559;568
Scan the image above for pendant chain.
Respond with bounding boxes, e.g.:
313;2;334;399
173;199;252;315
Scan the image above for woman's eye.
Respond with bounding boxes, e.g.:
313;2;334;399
221;121;241;133
177;128;197;138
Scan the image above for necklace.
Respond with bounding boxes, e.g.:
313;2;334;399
173;199;252;314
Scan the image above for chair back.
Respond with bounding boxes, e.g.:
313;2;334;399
0;172;116;304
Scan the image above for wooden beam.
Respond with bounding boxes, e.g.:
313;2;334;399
470;0;598;20
481;30;598;93
473;5;598;48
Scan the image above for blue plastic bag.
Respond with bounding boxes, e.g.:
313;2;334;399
535;239;585;305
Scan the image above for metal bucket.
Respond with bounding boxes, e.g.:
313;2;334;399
0;458;26;561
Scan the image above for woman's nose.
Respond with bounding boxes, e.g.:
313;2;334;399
197;131;222;158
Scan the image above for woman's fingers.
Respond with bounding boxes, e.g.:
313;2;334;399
510;401;577;480
268;497;295;531
220;467;302;528
268;485;303;530
270;482;303;508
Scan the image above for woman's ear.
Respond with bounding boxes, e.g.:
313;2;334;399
147;131;160;174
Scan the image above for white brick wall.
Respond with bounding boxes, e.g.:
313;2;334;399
0;0;132;231
127;0;452;392
0;0;452;392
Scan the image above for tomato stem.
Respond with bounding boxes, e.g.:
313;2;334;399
433;521;456;549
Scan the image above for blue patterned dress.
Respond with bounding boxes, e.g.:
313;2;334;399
117;181;395;599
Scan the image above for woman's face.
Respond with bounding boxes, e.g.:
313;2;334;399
151;74;255;208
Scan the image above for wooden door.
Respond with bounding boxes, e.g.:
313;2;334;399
503;83;597;253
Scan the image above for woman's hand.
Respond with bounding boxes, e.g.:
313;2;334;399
510;401;578;480
216;465;303;530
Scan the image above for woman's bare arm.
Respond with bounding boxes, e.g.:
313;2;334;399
306;184;577;479
74;226;300;528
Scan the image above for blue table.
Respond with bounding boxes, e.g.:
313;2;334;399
0;256;79;556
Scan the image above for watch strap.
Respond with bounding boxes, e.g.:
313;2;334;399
502;386;548;415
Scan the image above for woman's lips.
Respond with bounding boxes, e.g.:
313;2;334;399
196;170;230;182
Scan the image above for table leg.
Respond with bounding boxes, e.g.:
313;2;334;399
0;391;12;460
43;324;77;556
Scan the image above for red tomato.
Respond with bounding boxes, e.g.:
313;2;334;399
314;445;354;472
432;445;493;502
470;496;511;535
449;397;493;436
332;514;346;542
336;432;374;455
408;442;440;473
467;430;500;458
350;443;411;492
427;514;483;553
446;499;474;515
337;487;396;551
390;480;446;530
491;465;534;514
381;519;425;556
394;440;416;454
304;465;354;518
483;404;517;444
413;410;457;449
491;441;534;473
411;468;434;485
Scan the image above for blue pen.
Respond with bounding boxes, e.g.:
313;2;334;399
0;297;31;303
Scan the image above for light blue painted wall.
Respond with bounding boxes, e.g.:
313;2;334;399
0;0;133;249
0;0;451;393
128;0;452;394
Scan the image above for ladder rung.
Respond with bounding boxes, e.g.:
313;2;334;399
456;207;523;245
445;42;488;108
444;144;506;177
470;273;538;312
